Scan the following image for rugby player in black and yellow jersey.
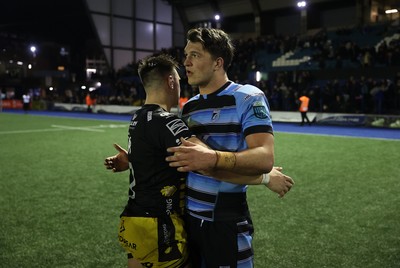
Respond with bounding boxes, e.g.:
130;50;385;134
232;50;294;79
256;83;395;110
105;54;192;268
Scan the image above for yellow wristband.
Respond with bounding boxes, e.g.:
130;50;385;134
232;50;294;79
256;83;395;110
215;151;236;170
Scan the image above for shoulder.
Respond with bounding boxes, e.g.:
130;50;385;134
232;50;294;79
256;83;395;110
152;109;180;122
186;94;200;103
228;83;266;102
236;84;264;95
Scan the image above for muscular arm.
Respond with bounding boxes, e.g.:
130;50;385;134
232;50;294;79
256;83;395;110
166;133;274;176
208;167;294;198
167;136;293;197
235;132;274;175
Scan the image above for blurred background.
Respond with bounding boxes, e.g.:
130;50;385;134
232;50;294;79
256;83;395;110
1;0;399;126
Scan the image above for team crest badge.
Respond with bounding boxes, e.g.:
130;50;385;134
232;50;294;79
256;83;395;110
253;101;267;119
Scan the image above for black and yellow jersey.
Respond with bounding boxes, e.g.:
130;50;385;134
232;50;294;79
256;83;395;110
121;104;192;217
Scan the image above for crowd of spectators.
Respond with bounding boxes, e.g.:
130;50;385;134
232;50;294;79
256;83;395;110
13;23;400;115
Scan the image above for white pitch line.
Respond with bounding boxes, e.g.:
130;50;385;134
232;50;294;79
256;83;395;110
0;124;125;135
51;125;105;132
0;128;68;135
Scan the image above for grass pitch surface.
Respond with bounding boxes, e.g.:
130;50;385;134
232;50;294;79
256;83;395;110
0;112;399;267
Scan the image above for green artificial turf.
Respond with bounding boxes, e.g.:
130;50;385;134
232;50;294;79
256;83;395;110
0;113;399;267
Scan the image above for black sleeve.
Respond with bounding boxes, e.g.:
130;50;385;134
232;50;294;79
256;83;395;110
159;115;193;149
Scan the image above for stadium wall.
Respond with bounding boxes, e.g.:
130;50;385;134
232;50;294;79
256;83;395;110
48;102;400;129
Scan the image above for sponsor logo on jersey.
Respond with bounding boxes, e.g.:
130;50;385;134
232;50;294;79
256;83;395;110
253;101;268;119
129;114;138;128
119;219;126;232
211;109;220;121
119;235;137;250
166;119;189;136
147;111;153;121
160;186;177;197
159;112;174;118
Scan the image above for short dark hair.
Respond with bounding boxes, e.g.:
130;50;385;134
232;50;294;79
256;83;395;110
138;54;179;86
187;28;235;70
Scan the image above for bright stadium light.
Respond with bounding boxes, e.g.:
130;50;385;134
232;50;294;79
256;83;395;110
214;14;220;21
385;9;398;14
297;1;307;8
256;71;262;82
30;45;37;57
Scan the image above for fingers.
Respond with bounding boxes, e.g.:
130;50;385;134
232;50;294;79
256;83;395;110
285;175;294;184
167;138;196;153
273;166;283;171
104;159;114;170
273;175;294;198
167;146;181;154
180;137;195;146
166;149;187;161
113;143;125;152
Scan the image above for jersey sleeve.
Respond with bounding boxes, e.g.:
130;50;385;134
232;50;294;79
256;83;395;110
235;85;274;137
158;113;193;149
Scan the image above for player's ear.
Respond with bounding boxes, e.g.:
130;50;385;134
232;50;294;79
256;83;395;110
168;75;174;89
214;57;224;71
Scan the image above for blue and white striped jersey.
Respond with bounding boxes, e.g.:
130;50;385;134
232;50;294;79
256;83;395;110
180;81;273;221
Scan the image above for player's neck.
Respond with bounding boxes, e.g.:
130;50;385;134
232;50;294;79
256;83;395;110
144;97;170;112
198;74;229;95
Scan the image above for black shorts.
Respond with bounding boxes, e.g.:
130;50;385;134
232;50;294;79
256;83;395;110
186;214;254;268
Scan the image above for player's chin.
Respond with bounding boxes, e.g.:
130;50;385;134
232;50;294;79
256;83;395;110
187;77;198;86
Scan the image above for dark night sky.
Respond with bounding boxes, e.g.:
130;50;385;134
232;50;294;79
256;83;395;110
0;0;95;46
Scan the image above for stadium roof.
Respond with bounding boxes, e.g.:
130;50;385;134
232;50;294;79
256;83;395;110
0;0;398;46
167;0;400;24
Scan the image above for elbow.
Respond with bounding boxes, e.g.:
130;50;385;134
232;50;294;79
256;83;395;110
264;160;274;174
263;154;274;174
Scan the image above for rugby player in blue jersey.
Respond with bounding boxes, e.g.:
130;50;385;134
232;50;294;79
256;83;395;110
166;28;294;268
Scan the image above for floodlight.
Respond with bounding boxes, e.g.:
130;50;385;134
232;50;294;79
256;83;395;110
385;9;398;14
297;1;307;8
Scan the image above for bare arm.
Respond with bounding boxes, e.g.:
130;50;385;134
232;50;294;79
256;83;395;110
166;136;294;197
166;133;274;176
207;166;294;198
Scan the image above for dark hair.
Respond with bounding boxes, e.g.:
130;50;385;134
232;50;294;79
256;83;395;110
138;54;179;86
187;28;235;70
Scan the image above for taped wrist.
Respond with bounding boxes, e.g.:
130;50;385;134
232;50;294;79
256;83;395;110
214;151;236;170
261;173;270;185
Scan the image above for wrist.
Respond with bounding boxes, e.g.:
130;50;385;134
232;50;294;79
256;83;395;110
214;150;236;170
261;173;270;185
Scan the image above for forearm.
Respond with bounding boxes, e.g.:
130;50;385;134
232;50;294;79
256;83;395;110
213;133;274;176
205;169;263;185
167;134;274;175
219;147;273;176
